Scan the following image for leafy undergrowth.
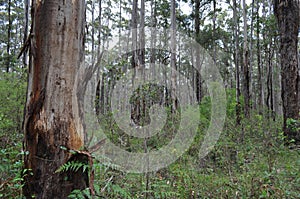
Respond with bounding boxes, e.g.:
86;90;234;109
1;86;299;198
84;114;299;199
0;70;26;199
70;93;300;199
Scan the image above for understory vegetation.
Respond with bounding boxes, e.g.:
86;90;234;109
0;74;299;198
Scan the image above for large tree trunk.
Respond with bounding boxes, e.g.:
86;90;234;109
274;0;300;142
23;1;88;198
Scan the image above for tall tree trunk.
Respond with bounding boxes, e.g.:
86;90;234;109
91;0;95;63
139;0;149;195
6;0;11;72
195;0;202;103
233;0;241;125
266;39;275;120
261;1;267;110
256;1;263;114
97;0;102;58
274;0;300;142
131;0;138;77
23;1;88;198
139;0;145;77
212;0;217;62
242;0;250;117
150;0;157;78
249;0;255;109
170;0;177;110
130;0;139;124
23;0;30;67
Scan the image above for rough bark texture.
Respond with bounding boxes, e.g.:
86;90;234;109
23;1;87;198
274;0;300;142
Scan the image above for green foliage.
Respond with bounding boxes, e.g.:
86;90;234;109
286;118;300;133
1;0;298;198
0;69;26;199
68;188;93;199
0;70;26;134
0;142;26;199
55;161;90;174
68;86;299;198
0;66;299;199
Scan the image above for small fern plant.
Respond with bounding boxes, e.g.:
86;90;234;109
55;160;89;173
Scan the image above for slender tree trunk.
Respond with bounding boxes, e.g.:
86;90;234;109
256;1;263;114
97;0;102;58
261;1;267;110
249;0;255;109
130;0;139;124
150;0;157;78
91;0;95;63
139;0;149;196
233;0;241;125
6;0;11;72
274;0;300;142
212;0;217;62
140;0;145;77
119;0;122;57
23;0;30;67
128;1;139;125
242;0;250;117
195;0;202;103
131;0;138;76
266;39;275;120
23;1;88;198
170;0;177;110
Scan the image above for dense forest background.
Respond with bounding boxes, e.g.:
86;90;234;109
0;0;299;198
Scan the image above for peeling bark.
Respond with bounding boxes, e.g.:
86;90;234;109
23;1;87;198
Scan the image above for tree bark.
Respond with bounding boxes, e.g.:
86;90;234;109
242;0;250;117
212;0;217;62
233;0;241;125
249;0;255;109
131;0;138;76
274;0;300;142
195;0;202;103
150;0;157;77
6;0;11;72
256;1;263;114
170;0;177;111
97;0;102;57
266;38;275;120
23;1;88;198
139;0;145;75
23;0;30;68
